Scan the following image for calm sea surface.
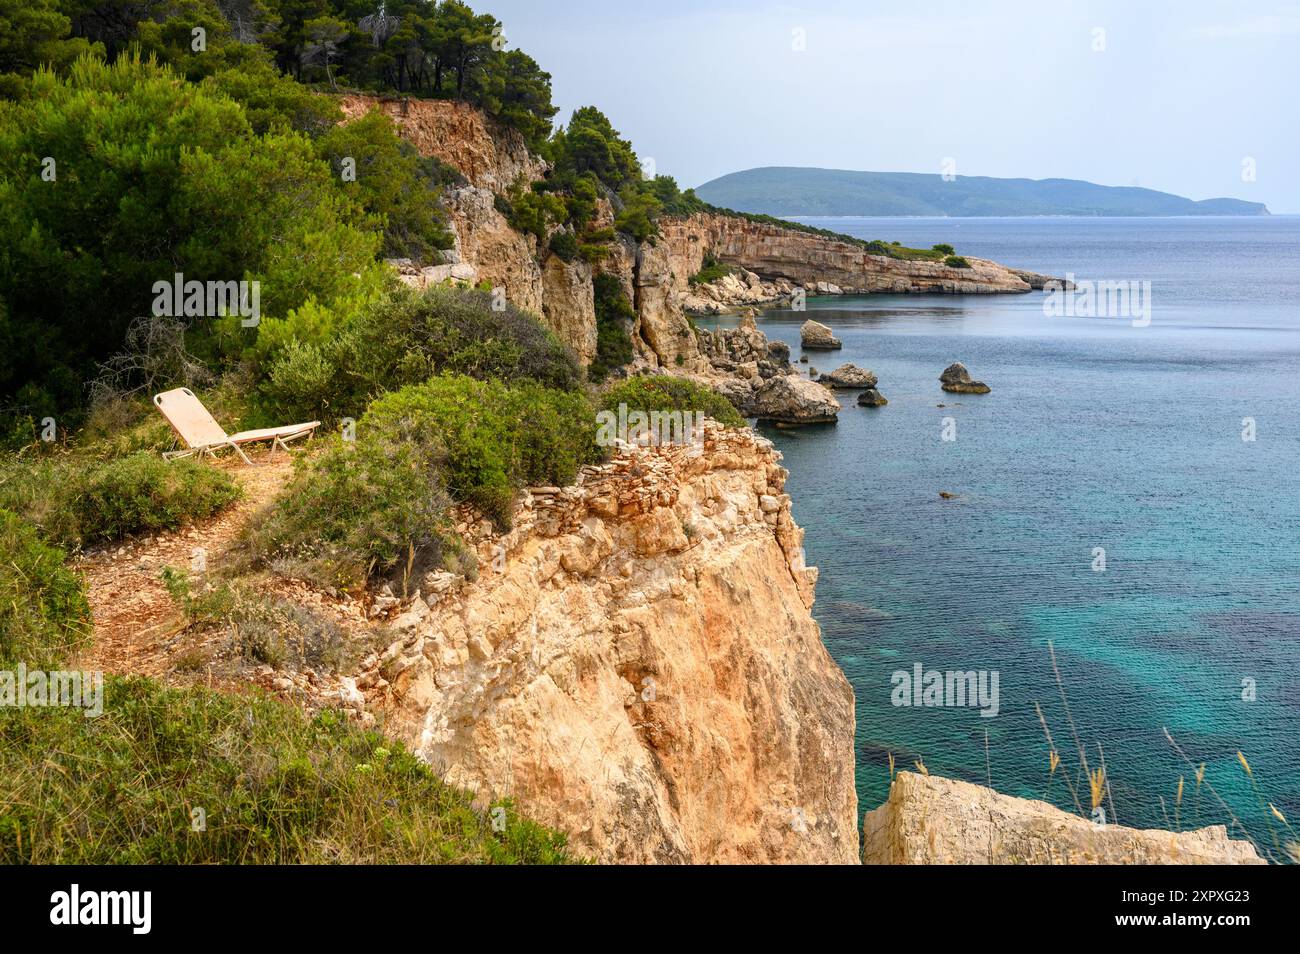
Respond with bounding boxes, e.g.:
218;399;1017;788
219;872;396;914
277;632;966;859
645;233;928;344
699;216;1300;857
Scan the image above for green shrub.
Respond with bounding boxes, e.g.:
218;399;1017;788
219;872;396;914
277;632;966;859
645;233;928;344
341;284;584;395
161;569;363;672
614;186;662;243
0;453;242;548
600;376;747;428
689;252;733;286
944;255;972;269
68;453;242;545
315;110;457;262
0;510;90;668
249;375;599;588
246;428;456;593
203;59;341;137
255;284;585;424
0;677;576;864
589;273;636;383
932;243;955;255
362;376;600;527
500;181;567;241
548;229;579;262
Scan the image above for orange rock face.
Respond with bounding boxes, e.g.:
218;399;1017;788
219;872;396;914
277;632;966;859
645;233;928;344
366;424;859;863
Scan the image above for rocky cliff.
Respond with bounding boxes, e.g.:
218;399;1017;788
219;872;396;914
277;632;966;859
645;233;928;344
339;96;1051;378
353;422;858;863
338;94;546;192
863;772;1265;864
659;212;1046;298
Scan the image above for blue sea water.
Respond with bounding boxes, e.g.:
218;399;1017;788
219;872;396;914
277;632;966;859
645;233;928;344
700;216;1300;858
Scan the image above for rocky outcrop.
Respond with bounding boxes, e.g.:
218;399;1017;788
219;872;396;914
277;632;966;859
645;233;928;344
857;388;889;407
345;95;1053;386
939;362;991;394
745;375;841;425
696;314;840;424
683;270;798;314
356;423;857;864
541;253;598;363
1010;268;1076;291
818;364;878;389
443;187;546;316
863;772;1264;864
659;212;1054;299
633;239;712;373
801;320;842;351
339;94;547;192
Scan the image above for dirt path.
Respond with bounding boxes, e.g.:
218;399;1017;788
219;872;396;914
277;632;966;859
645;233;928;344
75;450;294;680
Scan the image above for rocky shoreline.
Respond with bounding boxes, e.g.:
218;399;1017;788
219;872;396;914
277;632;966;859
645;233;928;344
335;94;1268;867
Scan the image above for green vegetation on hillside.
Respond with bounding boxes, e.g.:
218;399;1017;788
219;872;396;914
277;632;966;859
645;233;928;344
589;274;636;384
0;509;90;668
600;376;747;429
0;675;576;864
251;282;583;426
0;0;792;870
689;252;734;286
0;54;388;417
0;452;241;549
247;374;600;590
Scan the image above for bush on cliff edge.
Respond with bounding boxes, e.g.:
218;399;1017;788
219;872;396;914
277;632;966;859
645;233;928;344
247;374;600;590
600;376;747;429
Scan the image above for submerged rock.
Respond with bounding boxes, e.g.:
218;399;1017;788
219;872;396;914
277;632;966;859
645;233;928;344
800;319;842;350
857;388;889;407
939;362;990;394
819;363;879;389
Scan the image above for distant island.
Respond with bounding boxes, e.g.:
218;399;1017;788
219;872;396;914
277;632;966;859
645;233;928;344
695;167;1270;217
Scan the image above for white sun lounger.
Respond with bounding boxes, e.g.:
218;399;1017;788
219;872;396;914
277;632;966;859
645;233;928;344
154;388;320;465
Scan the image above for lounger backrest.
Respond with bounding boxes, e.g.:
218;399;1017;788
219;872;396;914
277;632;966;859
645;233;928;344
154;388;228;449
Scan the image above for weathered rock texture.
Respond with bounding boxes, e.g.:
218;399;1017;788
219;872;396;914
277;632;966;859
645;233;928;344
682;269;798;314
819;364;878;389
697;314;840;424
659;213;1054;300
361;423;858;864
863;772;1265;865
800;319;843;351
939;362;991;394
341;96;1052;384
339;94;546;192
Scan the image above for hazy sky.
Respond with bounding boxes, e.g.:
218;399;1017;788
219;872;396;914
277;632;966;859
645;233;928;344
487;0;1300;212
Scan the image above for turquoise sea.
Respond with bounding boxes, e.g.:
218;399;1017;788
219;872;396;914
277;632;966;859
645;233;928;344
701;216;1300;858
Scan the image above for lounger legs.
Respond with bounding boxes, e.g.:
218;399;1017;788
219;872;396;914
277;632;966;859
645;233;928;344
224;442;254;465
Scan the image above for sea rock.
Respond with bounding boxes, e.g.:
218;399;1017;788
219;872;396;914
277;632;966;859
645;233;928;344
863;772;1264;864
857;388;889;407
939;362;991;394
818;364;878;389
746;375;840;425
800;320;842;350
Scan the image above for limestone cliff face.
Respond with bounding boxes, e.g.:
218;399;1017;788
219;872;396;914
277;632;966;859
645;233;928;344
659;212;1039;296
632;239;711;373
363;424;858;864
342;96;1047;374
863;772;1265;865
338;94;546;192
540;252;598;364
442;186;546;317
